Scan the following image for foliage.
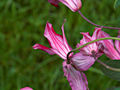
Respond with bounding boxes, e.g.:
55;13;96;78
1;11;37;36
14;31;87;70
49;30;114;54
0;0;120;90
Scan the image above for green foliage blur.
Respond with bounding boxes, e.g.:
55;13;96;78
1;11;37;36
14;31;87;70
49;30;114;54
0;0;120;90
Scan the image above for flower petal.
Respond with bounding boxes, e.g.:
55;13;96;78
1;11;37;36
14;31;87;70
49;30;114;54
97;30;120;60
63;61;89;90
59;0;82;12
77;32;98;55
33;44;55;55
71;53;95;71
44;22;69;58
20;87;33;90
61;22;72;52
115;31;120;54
48;0;59;7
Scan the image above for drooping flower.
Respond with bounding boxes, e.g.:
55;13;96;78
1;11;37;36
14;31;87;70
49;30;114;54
20;87;33;90
71;28;103;71
33;22;91;90
76;28;103;57
48;0;82;12
96;29;120;60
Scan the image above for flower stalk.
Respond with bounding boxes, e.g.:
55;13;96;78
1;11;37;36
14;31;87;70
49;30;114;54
97;60;120;72
67;37;120;65
78;10;120;30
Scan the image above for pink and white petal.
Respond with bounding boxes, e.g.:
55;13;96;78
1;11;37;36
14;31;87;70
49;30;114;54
92;28;101;40
33;44;55;55
59;0;78;12
79;32;98;55
61;22;72;51
63;61;88;90
48;0;59;7
102;40;120;60
115;31;120;53
71;53;95;71
44;22;69;57
20;87;33;90
97;30;114;46
51;48;66;59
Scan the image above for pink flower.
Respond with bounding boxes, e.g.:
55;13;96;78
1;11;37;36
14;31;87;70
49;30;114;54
33;22;72;60
48;0;82;12
33;22;90;90
77;28;103;57
63;61;88;90
97;29;120;60
71;28;103;71
20;87;33;90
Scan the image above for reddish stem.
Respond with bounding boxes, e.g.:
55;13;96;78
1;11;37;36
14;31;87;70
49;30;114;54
78;10;120;30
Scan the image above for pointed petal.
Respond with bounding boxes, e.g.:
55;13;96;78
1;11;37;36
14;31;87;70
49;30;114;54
92;27;101;40
63;61;89;90
61;21;72;52
97;30;120;60
33;44;55;55
48;0;59;7
71;53;95;71
78;32;98;55
44;22;69;58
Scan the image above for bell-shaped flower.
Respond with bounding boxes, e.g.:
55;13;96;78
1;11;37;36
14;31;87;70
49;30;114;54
96;29;120;60
48;0;82;12
77;28;103;57
63;61;89;90
33;22;72;60
20;87;33;90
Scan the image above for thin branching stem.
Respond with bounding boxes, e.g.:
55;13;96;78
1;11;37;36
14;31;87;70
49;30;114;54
78;10;120;30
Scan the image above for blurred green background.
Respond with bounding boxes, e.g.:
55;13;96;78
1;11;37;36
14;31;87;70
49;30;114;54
0;0;120;90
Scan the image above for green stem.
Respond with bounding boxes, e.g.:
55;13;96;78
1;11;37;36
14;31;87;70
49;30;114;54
97;60;120;72
67;37;120;62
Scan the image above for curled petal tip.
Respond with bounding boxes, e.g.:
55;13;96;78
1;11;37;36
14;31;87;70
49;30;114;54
33;44;40;49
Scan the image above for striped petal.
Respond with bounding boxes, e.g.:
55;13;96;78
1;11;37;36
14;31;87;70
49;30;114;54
63;61;89;90
71;53;95;71
33;44;55;55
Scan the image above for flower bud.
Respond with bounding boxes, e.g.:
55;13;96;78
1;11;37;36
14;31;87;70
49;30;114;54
48;0;82;12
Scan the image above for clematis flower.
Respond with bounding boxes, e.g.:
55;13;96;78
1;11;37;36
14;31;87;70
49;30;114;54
33;22;91;90
71;28;103;71
33;22;72;60
76;28;103;56
48;0;82;12
20;87;33;90
96;29;120;60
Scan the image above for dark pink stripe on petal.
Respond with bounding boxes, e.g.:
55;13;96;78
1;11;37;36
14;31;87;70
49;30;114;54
63;61;88;90
44;22;69;58
33;44;55;55
61;22;72;52
71;53;95;71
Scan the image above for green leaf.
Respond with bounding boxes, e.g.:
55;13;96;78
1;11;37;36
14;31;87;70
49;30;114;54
114;0;120;8
107;87;120;90
101;60;120;81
